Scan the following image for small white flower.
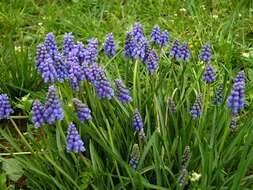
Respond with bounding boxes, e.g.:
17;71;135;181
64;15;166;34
38;22;43;26
191;172;201;182
238;13;242;17
179;8;186;12
15;46;21;52
242;52;250;58
200;5;206;10
212;15;219;19
174;13;178;17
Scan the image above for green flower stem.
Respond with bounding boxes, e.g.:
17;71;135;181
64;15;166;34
10;118;34;153
133;59;139;108
0;151;31;156
10;116;28;119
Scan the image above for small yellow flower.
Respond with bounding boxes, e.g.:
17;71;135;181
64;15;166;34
241;52;250;58
191;172;201;182
179;8;186;12
15;46;21;52
212;15;218;19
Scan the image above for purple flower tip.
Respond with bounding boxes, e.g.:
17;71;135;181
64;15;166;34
104;33;116;57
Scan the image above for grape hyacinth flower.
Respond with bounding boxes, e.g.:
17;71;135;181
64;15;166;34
104;33;116;57
62;32;75;57
93;69;114;100
131;22;148;61
178;146;191;187
168;98;176;113
180;43;190;62
129;144;140;170
67;51;85;91
213;84;223;105
83;64;102;84
66;122;85;153
124;32;134;58
202;63;216;83
72;98;92;122
227;71;245;116
115;79;132;103
85;38;98;65
53;53;68;83
44;32;58;56
43;86;64;124
169;39;181;60
199;43;211;63
31;100;45;128
74;42;86;64
132;22;145;39
190;94;202;119
158;30;169;47
133;109;143;132
36;44;47;73
150;25;160;43
0;94;13;120
40;55;58;83
230;116;237;131
144;49;159;74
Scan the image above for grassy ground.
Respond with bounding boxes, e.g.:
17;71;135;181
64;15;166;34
1;0;253;97
0;0;253;189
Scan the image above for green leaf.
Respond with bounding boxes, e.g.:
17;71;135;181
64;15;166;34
2;158;24;182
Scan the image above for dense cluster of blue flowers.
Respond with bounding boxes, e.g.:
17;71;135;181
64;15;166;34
115;79;132;103
0;21;247;175
0;94;13;120
129;144;140;170
72;98;92;122
66;122;85;153
227;71;245;130
190;94;202;119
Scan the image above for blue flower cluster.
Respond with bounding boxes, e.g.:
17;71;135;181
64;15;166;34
199;43;211;63
213;84;223;105
115;79;132;103
36;33;68;83
150;25;169;47
132;109;145;139
227;71;245;130
31;86;63;127
32;100;45;128
0;94;13;120
178;146;190;187
227;71;245;116
104;33;116;57
66;122;86;153
190;94;202;119
93;68;114;100
169;40;190;62
72;98;92;122
202;63;216;83
129;144;140;170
